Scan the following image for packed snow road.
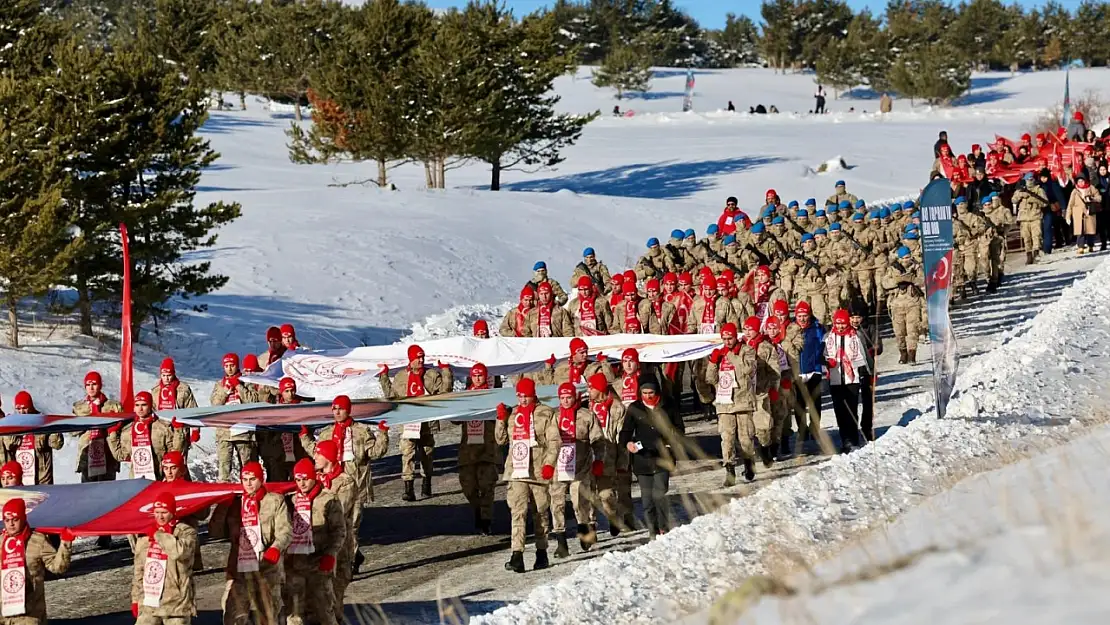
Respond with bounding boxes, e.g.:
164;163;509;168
44;248;1102;625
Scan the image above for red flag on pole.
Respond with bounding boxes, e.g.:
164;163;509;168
119;224;134;412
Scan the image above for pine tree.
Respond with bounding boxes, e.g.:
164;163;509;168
253;0;343;121
212;0;263;109
887;42;969;106
1072;0;1110;67
796;0;854;70
0;75;80;347
287;0;432;186
461;6;598;190
592;42;652;99
759;0;800;71
815;39;855;98
711;13;760;67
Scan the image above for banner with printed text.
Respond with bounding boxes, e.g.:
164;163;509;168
919;178;959;418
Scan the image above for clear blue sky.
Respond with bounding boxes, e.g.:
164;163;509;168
422;0;1085;30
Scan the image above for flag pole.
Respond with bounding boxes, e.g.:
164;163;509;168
119;224;135;413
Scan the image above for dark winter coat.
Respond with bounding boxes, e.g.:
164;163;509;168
618;400;684;475
966;177;997;208
797;322;826;376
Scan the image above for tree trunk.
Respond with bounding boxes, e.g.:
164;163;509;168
7;293;18;349
294;100;303;122
436;157;446;189
424;162;433;188
76;270;93;336
377;159;387;188
490;159;502;191
239;92;246;110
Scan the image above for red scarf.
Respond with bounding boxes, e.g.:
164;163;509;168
719;344;739;372
557;405;577;444
767;324;786;344
701;295;716;325
537;304;553;337
753;281;771;304
157;380;178;411
592;398;612;428
294;483;322;511
406;368;426;397
666;292;692;335
568;360;586;384
222;375;241;402
2;526;31;574
511;404;534;440
131;416;154;448
86;392;109;439
620;371;639;403
332;418;352;463
609;291;622;309
746;333;764;349
832;330;858;382
579;297;599;335
650;297;663;321
623;299;641;333
317;465;343;490
513;304;529;337
642;395;660;409
467;380;489;391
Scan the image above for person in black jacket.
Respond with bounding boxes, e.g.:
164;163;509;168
965;168;997;208
618;380;684;538
849;301;881;443
933;130;949;157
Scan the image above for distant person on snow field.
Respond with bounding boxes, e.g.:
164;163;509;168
879;93;893;113
727;100;735;112
814;85;826;114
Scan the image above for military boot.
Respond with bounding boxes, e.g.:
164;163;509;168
421;475;433;498
898;348;907;364
402;480;416;502
553;534;570;559
504;551;525;573
907;347;917;364
758;442;774;468
578;523;597;552
1026;251;1035;264
723;464;736;487
533;549;550;570
742;458;756;482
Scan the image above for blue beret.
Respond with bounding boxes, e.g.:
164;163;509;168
751;222;765;233
814;228;827;236
904;231;919;240
868;210;880;219
903;200;915;210
852;212;864;221
582;247;594;257
801;233;814;243
897;246;911;257
670;229;684;240
772;216;785;225
647;237;659;247
912;211;920;218
835;180;846;187
879;207;891;218
954;196;967;205
838;200;851;209
829;222;842;231
707;224;719;235
723;234;737;245
805;198;817;206
533;261;546;271
815;209;827;217
855;199;865;208
684;228;695;238
788;200;799;208
796;209;809;217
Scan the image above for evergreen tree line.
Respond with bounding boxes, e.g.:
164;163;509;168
548;0;1110;105
1;0;241;348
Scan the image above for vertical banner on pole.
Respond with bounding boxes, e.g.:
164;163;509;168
682;68;695;112
1060;68;1071;130
119;224;135;412
919;179;959;418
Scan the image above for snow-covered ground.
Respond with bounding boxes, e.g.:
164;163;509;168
2;65;1110;622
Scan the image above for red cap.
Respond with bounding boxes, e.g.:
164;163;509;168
721;269;735;282
473;319;488;336
160;358;175;375
13;391;33;410
1074;111;1084;122
832;308;850;325
222;353;239;368
743;316;761;333
621;282;637;295
1;462;21;480
161;450;184;468
279;377;296;392
773;300;790;316
152;491;176;514
2;498;26;521
280;324;296;337
470;363;488;378
795;301;811;315
755;265;771;278
1021;133;1031;142
678;272;692;285
576;275;593;289
587;373;609;394
241;461;264;480
766;188;777;198
243;354;261;372
292;458;316;480
332;395;352;412
645;278;660;292
971;143;980;151
622;348;639;363
610;275;622;285
721;323;737;338
701;275;717;290
765;317;781;333
84;371;102;385
315;440;339;464
266;326;281;341
407;344;425;362
569;337;588;355
520;285;535;299
134;391;153;406
622;270;636;281
537;281;553;294
515;377;536;397
662;272;677;284
557;382;577;398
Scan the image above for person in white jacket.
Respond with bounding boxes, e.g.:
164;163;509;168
823;308;869;453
